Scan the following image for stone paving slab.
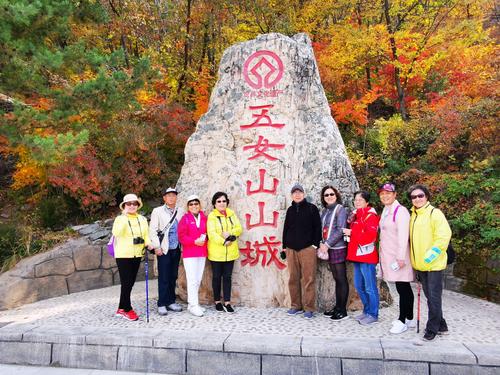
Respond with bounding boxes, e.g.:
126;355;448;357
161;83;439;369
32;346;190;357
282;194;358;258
85;327;163;347
381;338;476;364
24;326;98;344
52;343;118;370
154;330;229;351
224;333;301;355
117;347;185;374
301;337;383;359
261;355;342;375
464;343;500;366
0;341;51;366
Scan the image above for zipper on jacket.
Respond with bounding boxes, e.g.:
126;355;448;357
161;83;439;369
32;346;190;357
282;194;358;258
411;210;418;265
225;216;229;262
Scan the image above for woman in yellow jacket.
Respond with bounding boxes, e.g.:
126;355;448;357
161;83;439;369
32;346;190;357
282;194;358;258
207;191;242;313
112;194;153;321
408;184;451;341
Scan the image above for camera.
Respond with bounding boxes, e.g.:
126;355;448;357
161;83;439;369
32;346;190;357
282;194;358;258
223;235;237;245
133;237;145;245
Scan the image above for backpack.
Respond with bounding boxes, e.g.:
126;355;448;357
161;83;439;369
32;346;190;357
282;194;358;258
430;208;456;265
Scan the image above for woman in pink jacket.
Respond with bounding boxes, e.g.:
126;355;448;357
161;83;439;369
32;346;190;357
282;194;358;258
378;183;415;334
178;194;208;317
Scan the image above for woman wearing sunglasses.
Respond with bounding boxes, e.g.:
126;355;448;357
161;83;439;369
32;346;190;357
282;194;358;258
408;184;451;341
178;194;208;317
112;193;154;321
207;192;242;313
319;186;349;321
378;183;415;334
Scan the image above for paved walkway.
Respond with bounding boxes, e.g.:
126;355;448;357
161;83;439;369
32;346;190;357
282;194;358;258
0;282;498;344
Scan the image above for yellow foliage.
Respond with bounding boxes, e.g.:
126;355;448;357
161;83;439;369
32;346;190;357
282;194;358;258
136;88;156;106
11;147;46;190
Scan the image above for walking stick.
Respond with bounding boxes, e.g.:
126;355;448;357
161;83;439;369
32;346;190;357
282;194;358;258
144;251;150;323
417;281;421;333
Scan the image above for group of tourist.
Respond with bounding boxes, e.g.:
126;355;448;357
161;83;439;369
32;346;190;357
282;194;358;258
112;188;241;320
111;181;451;342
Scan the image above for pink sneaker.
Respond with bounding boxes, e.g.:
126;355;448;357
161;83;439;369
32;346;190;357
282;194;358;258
115;309;126;318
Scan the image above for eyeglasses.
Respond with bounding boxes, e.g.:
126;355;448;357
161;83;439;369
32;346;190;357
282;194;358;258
216;200;227;203
323;193;336;197
411;193;426;200
188;202;200;206
125;202;139;206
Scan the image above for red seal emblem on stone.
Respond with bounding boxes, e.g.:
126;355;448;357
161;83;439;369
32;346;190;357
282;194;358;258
243;50;284;89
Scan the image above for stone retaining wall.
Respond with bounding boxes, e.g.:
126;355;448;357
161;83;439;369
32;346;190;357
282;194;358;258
0;221;153;310
0;324;498;375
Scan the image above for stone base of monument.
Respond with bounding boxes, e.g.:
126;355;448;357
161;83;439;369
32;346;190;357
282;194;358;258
0;323;498;375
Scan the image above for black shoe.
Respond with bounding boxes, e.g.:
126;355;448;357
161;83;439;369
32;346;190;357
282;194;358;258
324;307;338;316
438;327;449;335
223;303;235;313
423;330;437;341
438;321;449;335
215;302;224;312
331;311;349;321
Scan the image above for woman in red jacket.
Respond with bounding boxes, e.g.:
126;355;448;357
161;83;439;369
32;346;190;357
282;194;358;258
343;191;380;326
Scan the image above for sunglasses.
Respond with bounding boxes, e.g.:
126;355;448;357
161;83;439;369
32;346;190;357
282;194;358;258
411;193;426;200
125;202;139;206
323;193;336;197
216;200;227;203
188;202;200;206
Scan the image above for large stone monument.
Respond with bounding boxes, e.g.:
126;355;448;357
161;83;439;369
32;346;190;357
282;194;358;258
176;33;359;309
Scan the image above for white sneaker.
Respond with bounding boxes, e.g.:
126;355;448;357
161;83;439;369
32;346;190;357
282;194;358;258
167;303;183;312
390;320;408;334
158;306;168;316
189;305;204;317
406;318;417;328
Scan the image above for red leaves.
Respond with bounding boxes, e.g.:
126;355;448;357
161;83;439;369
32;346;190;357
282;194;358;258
48;146;114;213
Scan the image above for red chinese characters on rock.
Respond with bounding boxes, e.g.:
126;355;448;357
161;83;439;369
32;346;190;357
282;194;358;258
246;169;278;196
245;201;279;230
243;135;285;161
240;236;286;270
240;105;284;130
240;50;288;270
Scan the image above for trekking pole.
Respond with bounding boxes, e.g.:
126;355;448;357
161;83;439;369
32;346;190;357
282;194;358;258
144;250;150;323
416;282;421;333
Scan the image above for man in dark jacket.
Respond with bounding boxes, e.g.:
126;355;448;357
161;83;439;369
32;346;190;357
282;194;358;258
282;183;322;318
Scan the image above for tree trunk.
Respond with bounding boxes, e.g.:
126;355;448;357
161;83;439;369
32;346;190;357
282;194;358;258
383;0;408;120
120;34;130;69
177;0;192;95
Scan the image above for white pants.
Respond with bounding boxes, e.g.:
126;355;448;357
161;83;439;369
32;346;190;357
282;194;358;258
183;257;206;307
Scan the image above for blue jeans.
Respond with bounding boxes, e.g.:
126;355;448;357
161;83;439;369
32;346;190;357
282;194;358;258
353;262;379;318
157;247;180;307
